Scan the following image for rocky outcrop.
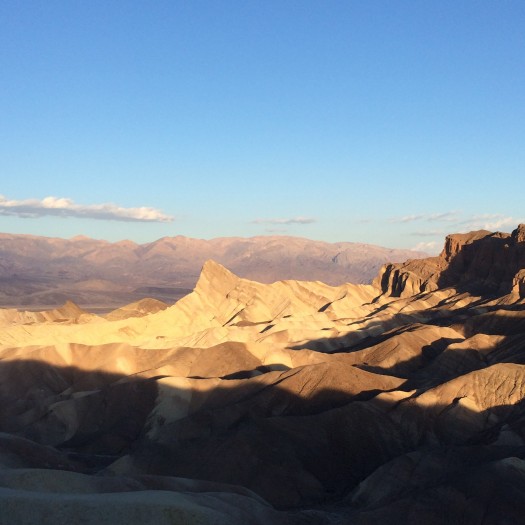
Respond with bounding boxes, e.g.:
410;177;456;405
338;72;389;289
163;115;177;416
439;229;495;262
513;268;525;298
373;256;445;298
0;300;92;326
105;298;168;321
512;223;525;244
375;224;525;297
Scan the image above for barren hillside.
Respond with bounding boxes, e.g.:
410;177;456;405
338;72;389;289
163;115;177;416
0;226;524;524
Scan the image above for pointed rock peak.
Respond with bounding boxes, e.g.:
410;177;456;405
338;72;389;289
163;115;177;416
196;260;240;294
201;259;237;280
59;300;86;315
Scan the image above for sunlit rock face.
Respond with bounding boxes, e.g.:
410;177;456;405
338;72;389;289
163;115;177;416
1;226;525;524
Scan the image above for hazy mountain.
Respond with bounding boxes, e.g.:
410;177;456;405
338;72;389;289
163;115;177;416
1;225;524;523
0;232;425;309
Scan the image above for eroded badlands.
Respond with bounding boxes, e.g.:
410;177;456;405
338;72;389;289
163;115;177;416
1;226;525;524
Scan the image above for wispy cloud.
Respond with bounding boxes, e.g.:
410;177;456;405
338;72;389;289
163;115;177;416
398;211;523;233
411;241;440;254
393;211;523;232
391;211;459;224
0;195;173;222
391;214;424;223
252;216;316;225
426;212;459;222
458;214;525;232
410;230;447;237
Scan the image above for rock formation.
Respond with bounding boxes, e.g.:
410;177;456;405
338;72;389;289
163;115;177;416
0;225;524;523
375;224;525;298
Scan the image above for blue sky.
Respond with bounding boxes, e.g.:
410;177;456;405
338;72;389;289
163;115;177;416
1;1;524;252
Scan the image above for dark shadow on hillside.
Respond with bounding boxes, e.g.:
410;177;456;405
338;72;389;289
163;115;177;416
437;233;525;297
289;298;525;357
2;343;525;516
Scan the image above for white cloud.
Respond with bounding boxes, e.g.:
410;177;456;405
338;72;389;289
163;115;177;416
391;211;459;224
0;195;173;222
393;211;522;233
392;214;424;223
410;230;446;237
252;216;316;225
411;241;440;254
456;214;524;232
426;212;459;222
391;211;524;234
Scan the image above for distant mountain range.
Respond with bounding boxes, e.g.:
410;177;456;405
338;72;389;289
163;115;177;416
0;232;425;309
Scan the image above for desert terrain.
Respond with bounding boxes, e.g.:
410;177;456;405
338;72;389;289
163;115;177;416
0;233;424;311
0;225;524;524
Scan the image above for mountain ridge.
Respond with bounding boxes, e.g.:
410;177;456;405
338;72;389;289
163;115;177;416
0;231;426;309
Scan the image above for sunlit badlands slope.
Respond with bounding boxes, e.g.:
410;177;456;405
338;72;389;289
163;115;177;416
1;225;525;524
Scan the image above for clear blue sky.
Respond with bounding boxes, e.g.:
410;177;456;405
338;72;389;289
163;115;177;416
1;1;524;252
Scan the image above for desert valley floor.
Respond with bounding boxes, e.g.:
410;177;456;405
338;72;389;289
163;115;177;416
1;226;525;524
